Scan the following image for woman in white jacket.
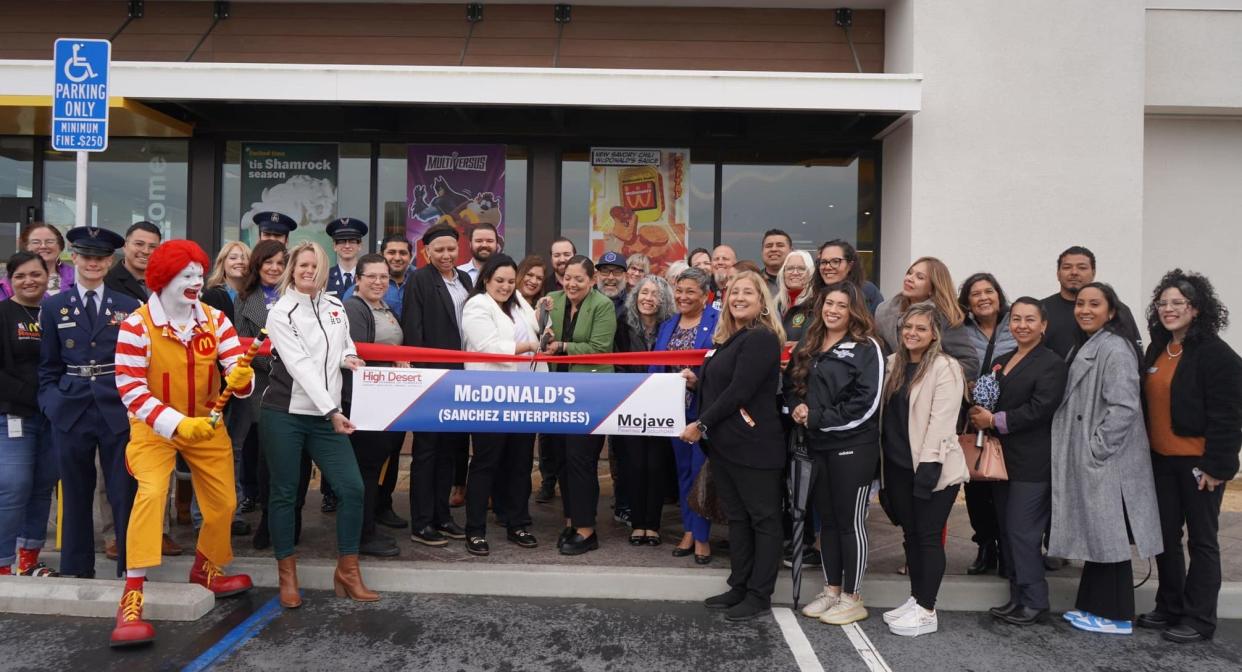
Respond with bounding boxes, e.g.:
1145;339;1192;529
460;254;545;555
261;241;376;608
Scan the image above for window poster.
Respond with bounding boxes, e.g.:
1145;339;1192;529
240;142;339;250
406;144;506;266
589;147;689;275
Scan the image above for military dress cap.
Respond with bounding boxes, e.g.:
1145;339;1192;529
326;218;368;241
596;250;627;270
253;211;298;235
66;226;126;257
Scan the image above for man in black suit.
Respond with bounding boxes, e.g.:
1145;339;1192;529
401;223;473;546
105;221;161;302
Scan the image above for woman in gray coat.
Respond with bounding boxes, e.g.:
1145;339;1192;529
1049;282;1162;636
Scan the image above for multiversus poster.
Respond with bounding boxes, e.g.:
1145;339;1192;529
406;144;505;265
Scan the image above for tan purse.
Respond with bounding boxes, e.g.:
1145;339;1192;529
958;433;1008;481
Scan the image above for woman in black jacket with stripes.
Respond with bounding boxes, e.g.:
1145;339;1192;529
785;282;884;627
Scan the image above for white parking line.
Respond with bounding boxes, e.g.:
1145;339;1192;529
841;622;893;672
773;608;826;672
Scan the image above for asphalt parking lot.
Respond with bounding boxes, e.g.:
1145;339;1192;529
1;589;1240;672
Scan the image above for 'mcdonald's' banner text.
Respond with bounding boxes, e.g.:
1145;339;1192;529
350;368;687;436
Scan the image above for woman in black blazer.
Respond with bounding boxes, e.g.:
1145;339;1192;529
969;297;1067;626
1137;269;1241;643
680;271;786;623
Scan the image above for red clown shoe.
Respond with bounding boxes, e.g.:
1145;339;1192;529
188;550;253;597
110;582;156;648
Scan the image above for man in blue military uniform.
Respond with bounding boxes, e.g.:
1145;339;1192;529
38;226;142;578
253;211;297;246
326;218;368;298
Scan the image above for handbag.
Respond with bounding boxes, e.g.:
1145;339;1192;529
958;432;1008;481
688;458;729;524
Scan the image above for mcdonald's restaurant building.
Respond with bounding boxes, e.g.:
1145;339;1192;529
2;1;1239;350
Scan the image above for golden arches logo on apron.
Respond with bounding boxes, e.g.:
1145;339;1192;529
192;332;217;356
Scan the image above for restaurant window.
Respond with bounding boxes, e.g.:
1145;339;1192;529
43;138;189;239
1;137;34;199
379;144;528;261
720;161;860;266
1;137;36;260
220;141;369;261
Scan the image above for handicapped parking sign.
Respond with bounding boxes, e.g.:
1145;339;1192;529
52;38;111;152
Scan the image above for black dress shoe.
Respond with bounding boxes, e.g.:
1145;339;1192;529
643;535;662;547
506;527;538;548
252;525;270;550
695;554;712;566
1043;555;1068;571
1001;606;1048;626
704;588;747;610
559;532;599;556
1137;610;1175;630
360;535;400;557
672;545;694;558
375;509;408;530
1162;624;1207;644
967;542;998;575
725;597;769;622
410;526;449;547
231;519;252;536
466;536;490;556
629;533;645;546
321;492;339;514
556;526;574;550
989;601;1020;619
239;497;258;513
535;482;556;504
436;521;466;540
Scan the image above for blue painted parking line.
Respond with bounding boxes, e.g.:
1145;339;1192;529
181;595;284;672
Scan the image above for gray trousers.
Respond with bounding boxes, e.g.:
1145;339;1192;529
994;480;1051;610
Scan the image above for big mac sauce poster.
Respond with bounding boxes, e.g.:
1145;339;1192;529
588;148;689;275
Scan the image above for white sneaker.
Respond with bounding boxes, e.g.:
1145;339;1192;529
883;596;918;624
820;593;868;625
801;587;840;618
889;605;938;637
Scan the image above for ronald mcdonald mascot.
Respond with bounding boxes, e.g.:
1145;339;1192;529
110;240;255;647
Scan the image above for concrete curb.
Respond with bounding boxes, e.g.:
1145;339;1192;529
34;552;1242;618
0;575;214;621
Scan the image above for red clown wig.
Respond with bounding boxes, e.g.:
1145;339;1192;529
145;240;210;295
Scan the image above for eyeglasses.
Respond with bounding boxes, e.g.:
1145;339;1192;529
1155;299;1190;311
359;273;389;282
818;257;846;269
27;239;58;248
784;267;808;275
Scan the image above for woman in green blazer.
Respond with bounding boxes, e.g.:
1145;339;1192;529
540;255;617;555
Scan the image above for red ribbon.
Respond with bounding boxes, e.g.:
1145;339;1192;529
239;338;711;367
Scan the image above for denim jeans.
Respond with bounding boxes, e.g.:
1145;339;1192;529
0;414;57;567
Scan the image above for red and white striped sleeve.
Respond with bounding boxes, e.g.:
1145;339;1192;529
115;312;184;439
214;312;254;398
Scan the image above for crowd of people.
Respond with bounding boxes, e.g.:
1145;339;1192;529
0;217;1238;647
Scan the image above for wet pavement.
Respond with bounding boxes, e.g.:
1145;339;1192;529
158;455;1242;583
1;588;1240;672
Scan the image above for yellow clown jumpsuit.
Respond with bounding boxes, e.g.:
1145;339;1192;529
114;298;251;570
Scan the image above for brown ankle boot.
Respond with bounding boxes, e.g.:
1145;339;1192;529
277;556;302;608
333;554;379;602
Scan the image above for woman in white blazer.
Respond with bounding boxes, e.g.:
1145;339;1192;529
879;301;969;638
460;254;544;555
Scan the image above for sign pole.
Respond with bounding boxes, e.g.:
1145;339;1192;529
75;151;88;227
